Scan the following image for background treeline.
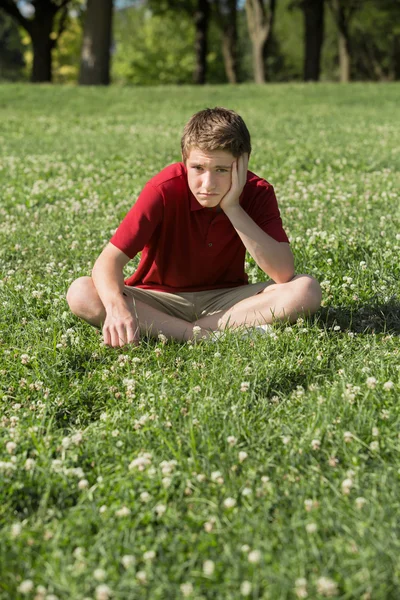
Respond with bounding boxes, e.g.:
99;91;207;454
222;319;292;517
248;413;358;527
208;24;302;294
0;0;399;85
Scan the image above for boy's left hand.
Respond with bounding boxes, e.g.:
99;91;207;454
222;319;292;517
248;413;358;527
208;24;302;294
220;153;249;213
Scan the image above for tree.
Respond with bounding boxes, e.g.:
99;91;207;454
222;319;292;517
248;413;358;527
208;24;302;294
245;0;276;83
303;0;325;81
0;10;25;80
213;0;238;83
79;0;113;85
193;0;210;83
148;0;212;84
113;4;196;85
327;0;362;82
0;0;73;82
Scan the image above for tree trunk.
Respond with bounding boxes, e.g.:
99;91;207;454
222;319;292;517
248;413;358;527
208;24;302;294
252;40;265;84
338;31;350;82
329;0;352;82
79;0;113;85
30;16;54;83
392;35;400;80
303;0;325;81
245;0;275;84
216;0;238;84
193;0;210;84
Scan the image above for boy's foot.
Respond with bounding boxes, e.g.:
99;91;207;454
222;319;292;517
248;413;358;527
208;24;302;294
209;324;273;342
240;324;274;339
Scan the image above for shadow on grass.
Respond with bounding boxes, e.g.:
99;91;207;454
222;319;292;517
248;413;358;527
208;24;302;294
317;298;400;335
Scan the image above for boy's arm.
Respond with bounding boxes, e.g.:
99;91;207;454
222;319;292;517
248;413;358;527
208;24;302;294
220;155;294;283
223;207;295;283
92;243;139;347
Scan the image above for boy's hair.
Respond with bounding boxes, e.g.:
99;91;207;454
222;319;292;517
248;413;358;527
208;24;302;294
181;107;251;162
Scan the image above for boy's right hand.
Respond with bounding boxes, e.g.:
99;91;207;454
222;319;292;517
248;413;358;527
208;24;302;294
102;299;140;347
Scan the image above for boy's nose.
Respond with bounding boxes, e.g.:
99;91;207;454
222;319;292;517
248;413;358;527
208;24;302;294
203;172;216;190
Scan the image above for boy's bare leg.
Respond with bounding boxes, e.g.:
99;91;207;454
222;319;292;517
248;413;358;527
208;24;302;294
193;274;322;333
66;277;212;344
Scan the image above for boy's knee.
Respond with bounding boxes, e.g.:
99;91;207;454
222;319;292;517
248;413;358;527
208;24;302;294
300;275;322;311
66;276;94;314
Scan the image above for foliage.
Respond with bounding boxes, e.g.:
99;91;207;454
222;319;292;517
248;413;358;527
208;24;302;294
113;4;227;85
0;82;400;598
0;11;25;81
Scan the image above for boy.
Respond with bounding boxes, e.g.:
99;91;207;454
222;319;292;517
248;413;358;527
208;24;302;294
66;107;321;347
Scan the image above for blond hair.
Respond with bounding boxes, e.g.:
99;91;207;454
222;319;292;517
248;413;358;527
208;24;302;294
181;107;251;162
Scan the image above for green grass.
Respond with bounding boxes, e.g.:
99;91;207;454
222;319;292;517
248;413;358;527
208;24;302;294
0;82;399;600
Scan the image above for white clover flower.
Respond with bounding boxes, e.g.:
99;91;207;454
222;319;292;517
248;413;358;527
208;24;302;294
162;476;172;488
227;435;237;446
95;584;112;600
372;427;379;437
18;580;34;594
304;499;313;512
21;354;30;364
115;506;131;517
238;451;248;463
61;437;71;449
223;497;236;509
24;458;36;471
160;459;178;475
383;381;394;391
305;522;318;534
369;441;379;451
192;326;202;336
99;505;107;514
121;555;135;569
295;578;308;599
343;431;353;443
71;432;83;445
11;523;22;538
316;576;338;597
355;497;367;509
180;582;193;597
128;452;152;471
78;479;89;490
136;570;147;584
240;381;250;392
248;549;261;563
203;560;215;576
211;470;224;484
241;487;252;497
158;333;168;344
93;568;106;581
311;439;321;450
341;478;353;495
6;441;17;454
140;491;151;503
240;581;252;596
73;547;85;559
366;377;377;389
155;504;167;516
281;435;291;445
241;544;250;553
143;550;156;561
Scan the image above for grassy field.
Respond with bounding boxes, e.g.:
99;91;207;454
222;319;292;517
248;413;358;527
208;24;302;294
0;82;399;600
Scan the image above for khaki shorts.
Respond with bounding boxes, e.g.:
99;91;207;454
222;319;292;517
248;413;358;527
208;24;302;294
123;281;274;323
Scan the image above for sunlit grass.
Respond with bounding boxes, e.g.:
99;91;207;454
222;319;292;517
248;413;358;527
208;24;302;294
0;83;399;600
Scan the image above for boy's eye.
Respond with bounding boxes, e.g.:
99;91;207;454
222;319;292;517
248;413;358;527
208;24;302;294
192;166;228;173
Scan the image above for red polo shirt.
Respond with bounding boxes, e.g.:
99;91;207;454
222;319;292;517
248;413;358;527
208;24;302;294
110;162;289;293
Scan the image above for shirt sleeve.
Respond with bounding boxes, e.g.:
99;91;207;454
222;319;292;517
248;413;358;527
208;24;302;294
248;183;290;243
109;183;164;259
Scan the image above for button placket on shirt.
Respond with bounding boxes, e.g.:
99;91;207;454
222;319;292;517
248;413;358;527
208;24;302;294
205;214;223;252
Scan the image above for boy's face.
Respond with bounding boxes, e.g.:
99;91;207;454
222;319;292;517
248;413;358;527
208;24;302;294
185;147;236;209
